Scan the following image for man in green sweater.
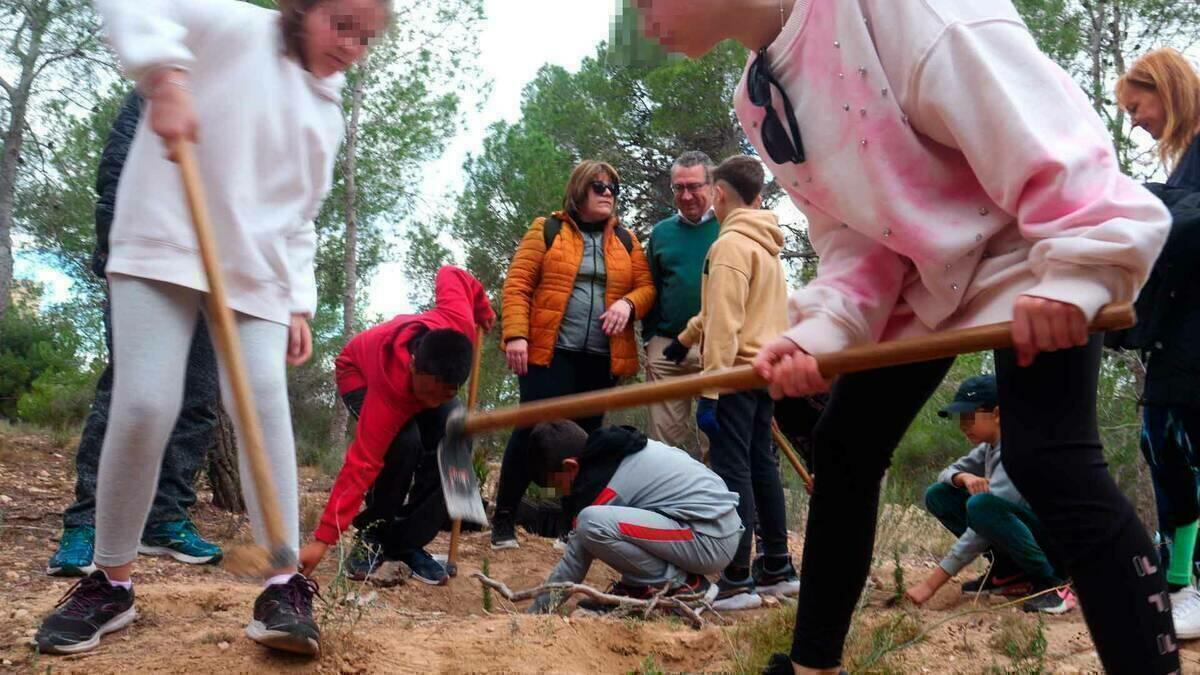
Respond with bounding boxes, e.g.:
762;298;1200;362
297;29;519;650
642;151;721;460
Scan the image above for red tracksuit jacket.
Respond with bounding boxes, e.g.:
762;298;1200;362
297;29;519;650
314;266;494;545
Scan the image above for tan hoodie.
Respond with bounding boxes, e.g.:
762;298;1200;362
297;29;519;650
679;207;789;397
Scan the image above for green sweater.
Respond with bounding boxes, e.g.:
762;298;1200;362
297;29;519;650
642;212;720;340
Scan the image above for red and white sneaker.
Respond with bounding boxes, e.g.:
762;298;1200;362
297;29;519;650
1022;586;1077;615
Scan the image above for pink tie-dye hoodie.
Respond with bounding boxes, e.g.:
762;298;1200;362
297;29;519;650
734;0;1170;355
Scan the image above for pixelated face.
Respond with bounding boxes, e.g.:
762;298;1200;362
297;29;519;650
411;371;458;408
958;409;1000;445
1121;86;1166;140
302;0;389;78
671;164;712;223
635;0;727;58
581;171;617;221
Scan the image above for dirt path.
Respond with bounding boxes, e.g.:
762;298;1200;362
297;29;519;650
3;427;1200;673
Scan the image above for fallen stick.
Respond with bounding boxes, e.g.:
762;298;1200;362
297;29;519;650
470;572;713;628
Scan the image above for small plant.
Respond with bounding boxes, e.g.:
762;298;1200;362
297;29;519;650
990;614;1047;674
891;549;905;604
481;557;493;612
845;610;923;672
727;606;794;675
633;654;666;675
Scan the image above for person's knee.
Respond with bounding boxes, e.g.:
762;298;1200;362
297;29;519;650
965;493;1006;530
575;507;616;549
924;482;957;516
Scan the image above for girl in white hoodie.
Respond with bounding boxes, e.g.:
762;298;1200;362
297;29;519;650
637;1;1175;673
34;0;388;658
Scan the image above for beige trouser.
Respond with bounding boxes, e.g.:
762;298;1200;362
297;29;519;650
644;335;709;461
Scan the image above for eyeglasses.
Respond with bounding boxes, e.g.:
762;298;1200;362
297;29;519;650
590;181;620;197
747;48;805;165
671;182;709;195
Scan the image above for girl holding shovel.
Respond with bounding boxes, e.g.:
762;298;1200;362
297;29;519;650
34;0;388;658
636;1;1174;673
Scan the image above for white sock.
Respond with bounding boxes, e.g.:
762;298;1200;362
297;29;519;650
264;573;296;588
106;576;133;590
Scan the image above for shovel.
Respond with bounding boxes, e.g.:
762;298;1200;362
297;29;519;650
174;140;295;576
442;325;485;577
439;304;1135;522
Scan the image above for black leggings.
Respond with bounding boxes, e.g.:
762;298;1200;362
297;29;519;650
494;349;616;518
790;337;1178;674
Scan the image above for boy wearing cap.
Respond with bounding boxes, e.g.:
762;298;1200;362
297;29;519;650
904;375;1073;614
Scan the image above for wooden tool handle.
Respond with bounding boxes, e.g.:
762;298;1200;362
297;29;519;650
176;142;289;556
463;303;1134;435
448;325;488;569
771;420;814;493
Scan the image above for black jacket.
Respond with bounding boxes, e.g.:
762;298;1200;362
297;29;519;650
1108;182;1200;405
1168;133;1200;191
92;91;143;278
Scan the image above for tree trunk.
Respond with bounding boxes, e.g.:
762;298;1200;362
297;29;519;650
0;5;48;322
208;405;246;512
326;65;367;450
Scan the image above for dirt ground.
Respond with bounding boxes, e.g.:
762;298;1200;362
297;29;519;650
3;427;1200;673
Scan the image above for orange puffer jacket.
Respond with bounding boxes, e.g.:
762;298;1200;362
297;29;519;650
501;211;656;377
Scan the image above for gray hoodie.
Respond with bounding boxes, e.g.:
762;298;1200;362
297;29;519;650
545;440;742;585
936;442;1028;575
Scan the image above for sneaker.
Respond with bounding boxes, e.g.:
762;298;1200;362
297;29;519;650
34;570;137;654
1022;586;1077;615
404;548;448;586
490;517;519;550
46;526;97;577
245;574;321;656
668;573;717;603
345;539;384;582
961;570;1032;597
712;573;763;611
753;555;800;598
138;519;222;565
762;654;847;675
1171;587;1200;639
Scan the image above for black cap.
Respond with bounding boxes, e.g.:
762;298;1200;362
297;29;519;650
938;375;998;418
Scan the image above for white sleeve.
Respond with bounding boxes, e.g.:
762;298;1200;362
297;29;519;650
286;221;318;317
783;212;911;354
93;0;240;84
910;20;1169;321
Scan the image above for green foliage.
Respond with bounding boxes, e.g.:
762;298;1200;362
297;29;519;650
989;614;1048;674
481;557;493;613
17;361;100;430
0;291;85;421
727;607;795;675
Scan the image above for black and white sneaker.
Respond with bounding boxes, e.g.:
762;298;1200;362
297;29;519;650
245;574;321;656
712;572;763;611
490;516;519;550
35;570;137;654
752;555;800;598
1021;586;1077;615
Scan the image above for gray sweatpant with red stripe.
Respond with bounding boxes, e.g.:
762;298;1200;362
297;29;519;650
549;505;741;587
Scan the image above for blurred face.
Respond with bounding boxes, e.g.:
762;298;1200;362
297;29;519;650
581;172;618;222
671;164;712;223
410;370;458;408
958;409;1001;445
301;0;389;78
1122;86;1167;140
635;0;730;57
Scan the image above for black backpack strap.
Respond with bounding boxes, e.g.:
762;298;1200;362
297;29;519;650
542;215;562;250
613;226;634;254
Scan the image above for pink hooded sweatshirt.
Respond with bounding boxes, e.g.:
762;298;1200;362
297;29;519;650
735;0;1169;355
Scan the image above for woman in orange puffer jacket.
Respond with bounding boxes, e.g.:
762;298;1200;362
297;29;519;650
490;160;655;550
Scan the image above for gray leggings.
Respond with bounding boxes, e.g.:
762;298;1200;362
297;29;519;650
94;275;299;567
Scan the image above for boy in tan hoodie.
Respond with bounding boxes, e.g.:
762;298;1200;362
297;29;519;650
662;155;797;610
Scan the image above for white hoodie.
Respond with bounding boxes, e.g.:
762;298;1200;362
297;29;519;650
94;0;345;324
735;0;1170;354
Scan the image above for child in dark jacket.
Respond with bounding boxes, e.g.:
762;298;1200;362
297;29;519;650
527;422;742;613
298;266;494;585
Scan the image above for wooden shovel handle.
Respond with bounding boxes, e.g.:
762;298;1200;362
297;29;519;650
463;303;1134;435
448;325;488;569
771;420;814;493
176;141;289;555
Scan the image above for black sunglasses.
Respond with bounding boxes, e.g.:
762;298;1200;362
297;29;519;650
590;181;620;197
748;48;805;165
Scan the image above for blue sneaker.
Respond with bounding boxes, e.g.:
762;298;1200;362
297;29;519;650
403;549;448;586
138;519;222;565
47;526;97;577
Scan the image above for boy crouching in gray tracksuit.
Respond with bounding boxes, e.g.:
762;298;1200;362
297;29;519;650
527;421;743;613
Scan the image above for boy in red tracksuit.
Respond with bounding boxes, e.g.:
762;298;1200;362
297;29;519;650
298;266;494;586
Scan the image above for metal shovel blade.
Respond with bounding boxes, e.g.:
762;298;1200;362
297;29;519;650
438;406;488;525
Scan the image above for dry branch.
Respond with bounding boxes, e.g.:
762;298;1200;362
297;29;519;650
470;572;720;629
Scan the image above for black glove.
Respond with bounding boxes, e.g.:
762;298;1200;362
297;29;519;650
661;338;689;365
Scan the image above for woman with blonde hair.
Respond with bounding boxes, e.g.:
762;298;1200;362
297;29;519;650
1117;47;1200;188
1115;47;1200;640
490;160;655;550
